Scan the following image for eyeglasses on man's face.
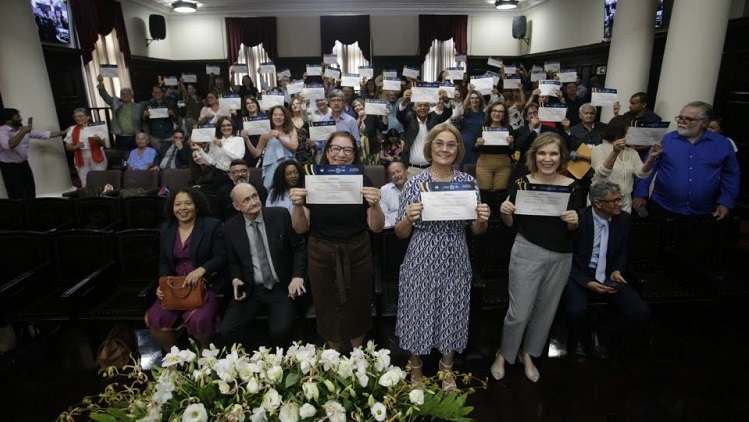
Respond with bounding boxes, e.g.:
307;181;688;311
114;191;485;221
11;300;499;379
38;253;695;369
329;145;355;156
230;168;249;175
675;115;705;124
597;196;623;204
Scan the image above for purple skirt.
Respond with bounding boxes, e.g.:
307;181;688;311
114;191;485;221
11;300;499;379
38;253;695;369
145;291;220;334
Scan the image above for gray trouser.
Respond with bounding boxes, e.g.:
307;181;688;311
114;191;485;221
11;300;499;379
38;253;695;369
499;234;572;364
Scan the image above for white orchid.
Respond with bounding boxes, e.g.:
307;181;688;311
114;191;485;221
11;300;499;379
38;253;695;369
181;403;208;422
356;371;370;388
302;381;320;401
319;349;341;371
162;346;185;367
218;380;231;395
370;401;387;421
261;388;282;411
373;349;391;372
299;403;316;418
278;402;300;422
409;389;425;405
336;358;354;378
225;404;246;422
177;348;197;364
249;407;267;422
246;376;261;394
378;367;406;387
323;400;346;422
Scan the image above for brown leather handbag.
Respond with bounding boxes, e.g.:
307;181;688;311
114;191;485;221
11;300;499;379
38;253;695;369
159;276;207;311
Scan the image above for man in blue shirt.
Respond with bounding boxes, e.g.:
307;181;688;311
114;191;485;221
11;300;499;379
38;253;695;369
321;89;361;146
635;101;740;219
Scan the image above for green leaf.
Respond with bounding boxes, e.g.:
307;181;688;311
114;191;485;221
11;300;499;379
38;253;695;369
90;413;118;422
285;372;301;389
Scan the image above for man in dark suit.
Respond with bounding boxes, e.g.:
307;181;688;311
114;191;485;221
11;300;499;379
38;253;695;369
221;182;307;348
397;87;452;177
564;181;650;363
214;159;267;221
156;129;191;169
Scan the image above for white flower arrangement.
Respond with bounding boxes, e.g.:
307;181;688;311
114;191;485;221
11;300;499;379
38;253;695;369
59;341;483;421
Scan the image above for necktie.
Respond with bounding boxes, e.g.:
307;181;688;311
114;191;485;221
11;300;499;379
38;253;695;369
251;221;275;290
165;145;177;168
595;221;608;283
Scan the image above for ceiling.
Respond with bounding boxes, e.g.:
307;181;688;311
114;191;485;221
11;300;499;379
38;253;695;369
134;0;552;16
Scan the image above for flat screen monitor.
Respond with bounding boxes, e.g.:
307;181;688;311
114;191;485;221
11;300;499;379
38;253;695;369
604;0;669;39
31;0;72;45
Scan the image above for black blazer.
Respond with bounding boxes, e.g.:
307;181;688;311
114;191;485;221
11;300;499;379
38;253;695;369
569;206;631;288
396;104;452;166
223;207;307;295
159;216;227;292
156;140;191;169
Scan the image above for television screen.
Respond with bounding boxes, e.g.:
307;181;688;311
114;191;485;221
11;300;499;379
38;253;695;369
604;0;668;39
31;0;72;45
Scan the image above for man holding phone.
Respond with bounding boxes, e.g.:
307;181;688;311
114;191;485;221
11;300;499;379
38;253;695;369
563;181;650;363
0;108;64;199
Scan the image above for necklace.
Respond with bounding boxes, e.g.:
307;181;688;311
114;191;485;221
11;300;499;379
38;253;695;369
430;168;453;179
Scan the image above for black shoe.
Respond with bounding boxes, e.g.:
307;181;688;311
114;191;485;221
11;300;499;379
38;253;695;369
591;332;610;360
569;342;588;364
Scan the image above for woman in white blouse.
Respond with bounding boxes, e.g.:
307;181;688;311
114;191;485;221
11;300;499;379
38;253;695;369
197;116;245;172
590;115;662;213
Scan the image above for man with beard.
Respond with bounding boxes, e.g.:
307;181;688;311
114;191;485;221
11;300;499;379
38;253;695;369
639;101;739;219
215;159;267;221
379;162;408;228
0;108;65;199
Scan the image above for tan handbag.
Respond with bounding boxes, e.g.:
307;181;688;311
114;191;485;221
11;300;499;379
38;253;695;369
159;276;207;311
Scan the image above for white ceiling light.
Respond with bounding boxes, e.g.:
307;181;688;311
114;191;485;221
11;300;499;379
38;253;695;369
495;0;519;10
172;1;197;13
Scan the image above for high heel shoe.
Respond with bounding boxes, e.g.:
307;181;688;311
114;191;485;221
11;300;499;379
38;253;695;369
409;362;423;384
439;358;456;394
518;353;540;383
490;351;505;381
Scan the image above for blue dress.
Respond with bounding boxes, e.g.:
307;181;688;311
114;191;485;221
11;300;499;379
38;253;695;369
261;135;294;189
395;170;479;355
460;110;485;165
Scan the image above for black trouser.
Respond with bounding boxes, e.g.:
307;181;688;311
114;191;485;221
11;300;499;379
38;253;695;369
220;282;295;349
115;135;136;151
0;161;35;199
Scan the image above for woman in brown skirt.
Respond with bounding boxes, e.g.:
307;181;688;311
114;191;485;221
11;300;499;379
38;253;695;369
289;131;385;351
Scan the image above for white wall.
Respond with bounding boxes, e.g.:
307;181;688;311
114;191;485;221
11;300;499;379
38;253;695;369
278;17;321;57
468;15;522;56
522;0;604;55
169;15;225;60
119;0;171;59
371;16;419;56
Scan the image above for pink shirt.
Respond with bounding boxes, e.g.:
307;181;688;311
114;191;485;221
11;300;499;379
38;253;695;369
0;125;51;163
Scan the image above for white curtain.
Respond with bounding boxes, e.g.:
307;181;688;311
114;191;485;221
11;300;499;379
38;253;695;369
236;43;275;91
421;38;457;82
82;29;132;111
332;40;370;76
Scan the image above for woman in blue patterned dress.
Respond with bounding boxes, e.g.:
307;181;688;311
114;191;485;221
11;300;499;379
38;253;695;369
395;122;490;392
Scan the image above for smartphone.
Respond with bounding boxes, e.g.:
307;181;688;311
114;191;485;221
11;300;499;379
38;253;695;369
27;117;33;126
636;206;649;218
601;279;623;290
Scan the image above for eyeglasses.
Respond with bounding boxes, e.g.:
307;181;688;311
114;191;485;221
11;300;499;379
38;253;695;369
329;145;355;156
526;111;538;117
230;169;248;175
433;141;459;150
491;109;506;114
221;124;234;128
675;115;705;124
597;196;623;204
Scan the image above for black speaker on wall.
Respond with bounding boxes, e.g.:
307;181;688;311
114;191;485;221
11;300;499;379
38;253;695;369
149;15;166;40
512;16;527;39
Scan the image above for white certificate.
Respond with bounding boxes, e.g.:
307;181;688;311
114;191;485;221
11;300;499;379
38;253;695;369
258;94;285;111
482;128;509;146
557;70;577;83
287;79;304;95
504;65;517;75
530;72;546;82
323;54;338;65
439;83;455;99
148;107;169;119
470;76;494;95
306;64;322;76
486;71;500;86
302;84;325;100
242;118;271;136
411;83;440;103
306;175;363;205
383;70;398;79
323;67;341;80
544;61;561;73
402;66;420;79
259;62;276;74
365;99;388;116
219;95;241;112
445;67;464;81
341;73;360;88
383;78;401;92
487;57;503;68
358;66;374;79
206;65;220;75
100;65;118;78
538;80;561;96
421;191;477;221
515;190;570;216
81;123;111;148
230;64;247;74
191;127;215;143
503;78;522;90
625;123;670;146
590;88;618;107
309;121;337;140
538;105;568;122
181;73;197;83
455;54;467;63
163;76;178;86
277;68;291;78
531;65;544;73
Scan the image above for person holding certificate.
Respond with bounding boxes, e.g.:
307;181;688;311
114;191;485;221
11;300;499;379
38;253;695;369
492;132;583;383
289;97;313;164
458;90;486;165
198;91;232;126
237;96;266;168
395;122;490;392
63;108;108;187
289;131;385;352
245;105;299;189
474;101;515;192
590;116;661;213
196;117;245;172
353;98;387;165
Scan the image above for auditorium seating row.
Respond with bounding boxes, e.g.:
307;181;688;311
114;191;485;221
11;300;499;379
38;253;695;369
0;216;741;329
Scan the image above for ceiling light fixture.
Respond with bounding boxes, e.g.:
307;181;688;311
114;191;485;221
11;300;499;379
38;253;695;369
495;0;519;10
172;1;197;13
